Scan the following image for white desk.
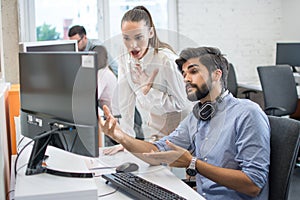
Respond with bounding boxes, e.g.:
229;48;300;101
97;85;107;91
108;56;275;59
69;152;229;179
11;138;204;200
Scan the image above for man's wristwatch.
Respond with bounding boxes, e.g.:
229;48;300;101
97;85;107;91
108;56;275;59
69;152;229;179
186;157;198;176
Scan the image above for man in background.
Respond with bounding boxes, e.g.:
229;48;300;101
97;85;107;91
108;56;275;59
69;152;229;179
68;25;118;76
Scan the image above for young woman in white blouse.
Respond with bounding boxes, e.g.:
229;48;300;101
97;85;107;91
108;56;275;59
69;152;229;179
103;6;192;155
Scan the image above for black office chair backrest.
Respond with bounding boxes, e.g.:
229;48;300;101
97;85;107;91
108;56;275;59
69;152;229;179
227;63;238;97
257;66;298;116
268;116;300;200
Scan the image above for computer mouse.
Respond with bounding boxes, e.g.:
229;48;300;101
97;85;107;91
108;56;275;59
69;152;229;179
116;162;139;173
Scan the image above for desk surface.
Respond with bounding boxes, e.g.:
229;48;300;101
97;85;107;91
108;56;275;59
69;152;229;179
11;138;204;200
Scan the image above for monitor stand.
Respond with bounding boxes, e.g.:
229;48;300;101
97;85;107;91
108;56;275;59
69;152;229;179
25;133;93;178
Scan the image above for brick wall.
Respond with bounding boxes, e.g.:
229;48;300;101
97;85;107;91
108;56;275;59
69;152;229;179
177;0;283;84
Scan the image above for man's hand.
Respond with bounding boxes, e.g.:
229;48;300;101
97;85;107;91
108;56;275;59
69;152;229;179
99;105;123;142
143;140;192;168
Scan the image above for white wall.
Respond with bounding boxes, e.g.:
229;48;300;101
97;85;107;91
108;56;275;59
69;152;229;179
177;0;286;84
281;0;300;41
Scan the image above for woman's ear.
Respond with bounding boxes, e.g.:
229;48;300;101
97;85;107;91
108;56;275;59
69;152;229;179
148;27;154;38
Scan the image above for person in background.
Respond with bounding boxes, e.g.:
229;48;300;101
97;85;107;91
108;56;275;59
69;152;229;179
69;25;144;145
92;45;119;115
103;6;192;155
68;25;118;76
99;46;270;199
92;45;120;146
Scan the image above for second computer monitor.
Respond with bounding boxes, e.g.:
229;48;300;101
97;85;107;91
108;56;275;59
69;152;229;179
276;42;300;72
19;40;78;52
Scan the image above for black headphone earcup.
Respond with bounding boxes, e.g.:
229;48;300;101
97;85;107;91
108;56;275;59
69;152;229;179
193;102;216;121
192;90;229;120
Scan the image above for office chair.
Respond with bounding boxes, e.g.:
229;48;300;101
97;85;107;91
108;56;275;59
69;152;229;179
268;115;300;200
227;63;239;97
227;63;257;98
257;66;298;116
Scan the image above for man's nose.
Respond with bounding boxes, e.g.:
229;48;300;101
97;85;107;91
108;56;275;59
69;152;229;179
184;74;191;83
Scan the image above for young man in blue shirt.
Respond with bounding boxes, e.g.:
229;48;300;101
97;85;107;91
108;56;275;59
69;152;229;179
100;47;270;199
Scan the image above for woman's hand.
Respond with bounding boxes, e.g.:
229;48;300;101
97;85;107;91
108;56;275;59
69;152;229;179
103;144;125;155
131;64;159;95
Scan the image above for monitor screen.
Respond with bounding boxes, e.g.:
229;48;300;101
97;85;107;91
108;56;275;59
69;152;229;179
19;51;98;177
276;42;300;71
19;40;78;52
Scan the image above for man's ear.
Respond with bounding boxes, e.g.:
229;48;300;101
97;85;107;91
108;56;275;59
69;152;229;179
213;69;222;81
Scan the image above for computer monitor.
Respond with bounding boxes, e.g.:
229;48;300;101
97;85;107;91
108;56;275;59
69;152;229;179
19;51;98;177
19;40;78;52
276;42;300;72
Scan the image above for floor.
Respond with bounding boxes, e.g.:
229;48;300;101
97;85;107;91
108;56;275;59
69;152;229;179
288;166;300;200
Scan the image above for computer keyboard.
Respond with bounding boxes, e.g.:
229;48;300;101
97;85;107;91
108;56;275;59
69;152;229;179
102;172;187;200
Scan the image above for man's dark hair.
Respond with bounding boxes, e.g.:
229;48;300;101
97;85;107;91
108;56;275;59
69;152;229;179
68;25;86;37
175;47;229;88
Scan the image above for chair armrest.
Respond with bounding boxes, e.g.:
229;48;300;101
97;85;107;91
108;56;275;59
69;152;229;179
264;106;287;116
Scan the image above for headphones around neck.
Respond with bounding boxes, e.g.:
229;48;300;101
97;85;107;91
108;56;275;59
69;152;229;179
193;90;229;121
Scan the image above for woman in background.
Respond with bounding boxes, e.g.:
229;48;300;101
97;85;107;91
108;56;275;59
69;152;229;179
92;45;119;115
92;45;120;146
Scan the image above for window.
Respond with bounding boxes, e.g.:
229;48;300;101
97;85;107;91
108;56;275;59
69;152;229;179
108;0;169;37
19;0;177;42
35;0;98;40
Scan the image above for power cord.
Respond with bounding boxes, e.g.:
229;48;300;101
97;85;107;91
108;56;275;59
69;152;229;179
98;187;119;198
14;127;61;178
14;138;34;178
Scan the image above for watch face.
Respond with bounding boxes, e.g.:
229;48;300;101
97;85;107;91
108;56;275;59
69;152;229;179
186;168;197;176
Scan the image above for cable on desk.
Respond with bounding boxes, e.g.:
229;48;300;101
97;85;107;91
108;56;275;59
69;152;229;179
49;123;78;152
98;187;119;198
14;128;60;178
14;139;34;178
17;136;26;152
16;162;29;174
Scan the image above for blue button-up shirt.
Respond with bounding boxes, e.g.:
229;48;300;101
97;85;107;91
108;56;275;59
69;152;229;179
155;93;270;200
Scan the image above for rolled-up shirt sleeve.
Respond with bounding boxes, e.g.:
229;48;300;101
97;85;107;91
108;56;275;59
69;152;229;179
235;107;270;189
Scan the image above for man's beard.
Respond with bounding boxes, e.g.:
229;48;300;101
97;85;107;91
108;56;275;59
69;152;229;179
186;82;211;102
